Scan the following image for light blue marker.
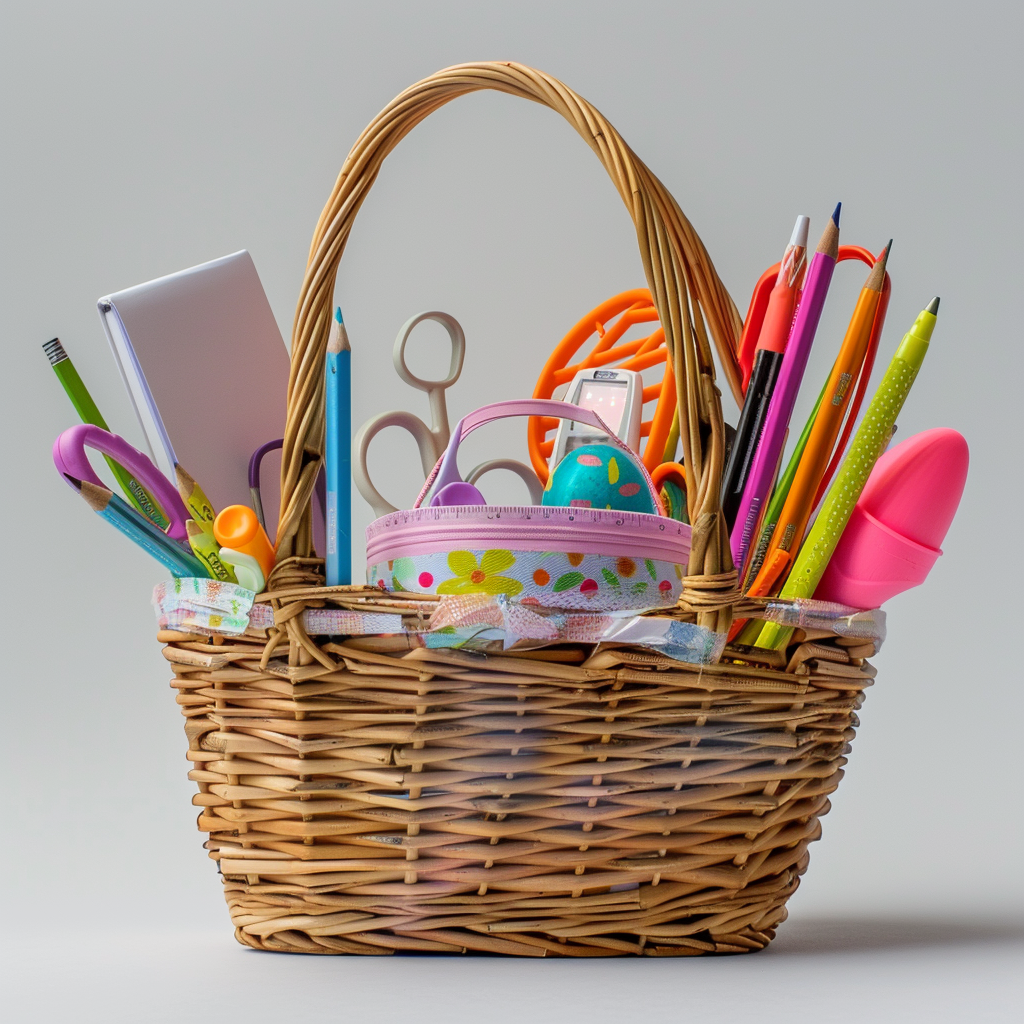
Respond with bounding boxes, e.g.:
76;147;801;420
325;306;351;585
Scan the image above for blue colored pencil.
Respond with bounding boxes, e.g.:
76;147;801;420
79;479;211;578
325;307;351;586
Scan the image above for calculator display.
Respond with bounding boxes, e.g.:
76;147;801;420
575;380;627;433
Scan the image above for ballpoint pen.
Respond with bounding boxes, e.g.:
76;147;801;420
721;215;808;529
730;203;841;576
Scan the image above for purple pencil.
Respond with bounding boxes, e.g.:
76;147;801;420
730;203;841;576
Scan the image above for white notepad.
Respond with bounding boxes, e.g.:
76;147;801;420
98;250;290;526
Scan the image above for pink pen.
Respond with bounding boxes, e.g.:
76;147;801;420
730;203;841;576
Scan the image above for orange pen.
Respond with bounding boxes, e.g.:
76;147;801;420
746;241;892;597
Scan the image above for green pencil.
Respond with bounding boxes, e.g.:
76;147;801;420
43;337;169;529
757;297;939;649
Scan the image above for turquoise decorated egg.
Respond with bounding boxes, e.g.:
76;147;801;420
542;444;656;514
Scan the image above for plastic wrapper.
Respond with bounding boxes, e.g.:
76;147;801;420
154;580;884;660
761;597;885;643
153;579;402;637
423;593;727;663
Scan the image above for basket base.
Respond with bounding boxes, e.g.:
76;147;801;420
166;586;873;958
233;923;782;957
221;863;804;957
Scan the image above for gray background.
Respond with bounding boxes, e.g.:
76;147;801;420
2;1;1021;1020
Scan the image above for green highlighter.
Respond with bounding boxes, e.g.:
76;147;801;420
43;338;170;529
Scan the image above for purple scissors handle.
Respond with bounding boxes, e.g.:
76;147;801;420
249;439;326;533
53;424;190;542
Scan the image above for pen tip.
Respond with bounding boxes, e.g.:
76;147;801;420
925;296;940;315
878;239;893;264
831;202;841;226
335;307;344;324
791;215;810;247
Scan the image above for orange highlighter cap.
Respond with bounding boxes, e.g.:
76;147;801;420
213;505;275;578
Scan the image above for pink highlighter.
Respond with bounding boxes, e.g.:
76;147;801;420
815;428;969;608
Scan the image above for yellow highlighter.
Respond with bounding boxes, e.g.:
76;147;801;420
185;521;237;583
176;464;237;583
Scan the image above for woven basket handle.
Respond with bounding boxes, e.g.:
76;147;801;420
279;61;741;622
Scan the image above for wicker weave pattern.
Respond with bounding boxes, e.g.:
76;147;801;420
166;584;872;957
158;64;879;956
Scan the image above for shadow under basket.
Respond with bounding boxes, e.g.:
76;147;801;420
166;580;873;958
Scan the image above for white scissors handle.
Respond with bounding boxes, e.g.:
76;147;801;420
353;410;441;518
393;310;465;444
467;460;544;505
353;311;466;518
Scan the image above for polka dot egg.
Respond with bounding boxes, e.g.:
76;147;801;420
542;443;656;514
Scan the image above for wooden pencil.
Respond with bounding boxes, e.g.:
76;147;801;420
721;215;808;529
78;479;210;578
325;307;352;586
174;463;216;524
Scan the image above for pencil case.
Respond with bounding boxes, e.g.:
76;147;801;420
366;399;692;611
155;62;877;959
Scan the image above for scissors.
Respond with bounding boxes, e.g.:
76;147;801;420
53;423;190;543
249;438;327;533
353;311;541;518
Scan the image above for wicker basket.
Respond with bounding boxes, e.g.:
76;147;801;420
161;62;875;956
